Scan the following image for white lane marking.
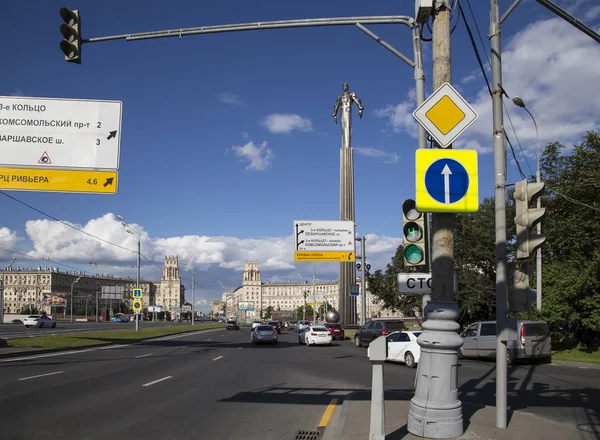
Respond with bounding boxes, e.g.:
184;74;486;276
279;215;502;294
1;348;96;363
135;353;153;358
238;347;243;350
98;344;130;350
18;371;64;381
154;330;207;341
212;356;223;361
206;338;212;341
142;376;172;387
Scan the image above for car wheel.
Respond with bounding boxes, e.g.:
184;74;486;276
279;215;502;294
25;325;30;328
355;336;362;347
328;343;332;347
506;349;514;366
298;337;302;345
272;341;278;345
52;322;56;328
405;352;416;368
39;322;44;328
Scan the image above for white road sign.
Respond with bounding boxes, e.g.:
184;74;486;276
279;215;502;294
0;96;122;170
397;272;457;294
294;220;355;252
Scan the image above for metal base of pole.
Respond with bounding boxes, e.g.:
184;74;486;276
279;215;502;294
408;300;463;438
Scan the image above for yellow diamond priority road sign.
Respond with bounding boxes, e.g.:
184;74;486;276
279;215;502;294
413;83;478;148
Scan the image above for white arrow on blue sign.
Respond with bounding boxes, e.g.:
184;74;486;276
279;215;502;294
425;158;469;205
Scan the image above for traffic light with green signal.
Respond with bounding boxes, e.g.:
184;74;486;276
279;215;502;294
59;7;82;64
402;199;428;268
514;179;546;259
507;262;536;311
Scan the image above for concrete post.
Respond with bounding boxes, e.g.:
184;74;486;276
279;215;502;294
369;362;385;440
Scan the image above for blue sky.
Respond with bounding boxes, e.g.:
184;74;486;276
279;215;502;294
1;0;599;310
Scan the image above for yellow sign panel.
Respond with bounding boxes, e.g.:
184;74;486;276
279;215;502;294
132;300;143;311
0;168;118;194
425;95;466;135
294;251;355;262
416;149;479;213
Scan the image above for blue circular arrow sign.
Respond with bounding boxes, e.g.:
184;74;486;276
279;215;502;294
424;158;469;204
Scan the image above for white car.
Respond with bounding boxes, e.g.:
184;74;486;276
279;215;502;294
298;326;332;346
251;320;262;330
296;320;310;333
384;331;422;368
23;315;56;328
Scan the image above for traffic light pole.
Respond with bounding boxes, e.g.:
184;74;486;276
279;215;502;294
490;0;509;428
408;2;463;438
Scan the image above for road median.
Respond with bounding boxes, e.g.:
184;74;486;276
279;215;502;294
0;323;224;359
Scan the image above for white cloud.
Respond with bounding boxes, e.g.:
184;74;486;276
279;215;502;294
217;92;245;106
231;140;273;171
459;17;600;156
375;89;418;137
354;147;400;164
0;227;23;257
262;113;313;134
21;215;403;279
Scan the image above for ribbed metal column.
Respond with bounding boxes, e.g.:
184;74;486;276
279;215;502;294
339;147;357;325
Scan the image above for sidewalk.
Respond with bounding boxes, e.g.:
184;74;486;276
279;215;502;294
326;390;586;440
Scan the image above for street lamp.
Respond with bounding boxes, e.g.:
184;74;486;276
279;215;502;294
0;257;17;323
118;215;142;330
181;259;196;326
512;96;543;310
70;276;82;322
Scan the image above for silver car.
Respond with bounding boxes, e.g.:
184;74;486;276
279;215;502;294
251;325;278;345
460;320;551;364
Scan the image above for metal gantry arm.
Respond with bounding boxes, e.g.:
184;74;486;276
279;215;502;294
82;16;414;43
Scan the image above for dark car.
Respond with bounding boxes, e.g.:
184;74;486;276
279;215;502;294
226;320;240;330
268;320;282;334
324;322;345;340
354;319;408;347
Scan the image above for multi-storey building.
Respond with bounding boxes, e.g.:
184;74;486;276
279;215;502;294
220;261;392;323
1;255;184;321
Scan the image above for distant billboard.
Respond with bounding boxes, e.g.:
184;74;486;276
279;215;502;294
43;291;67;306
238;301;254;311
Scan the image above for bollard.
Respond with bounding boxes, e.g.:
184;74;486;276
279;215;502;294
368;335;388;440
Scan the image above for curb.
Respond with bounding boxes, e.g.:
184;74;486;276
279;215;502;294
550;359;600;369
0;326;222;359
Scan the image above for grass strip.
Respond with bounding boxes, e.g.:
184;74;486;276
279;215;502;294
7;323;224;349
552;347;600;364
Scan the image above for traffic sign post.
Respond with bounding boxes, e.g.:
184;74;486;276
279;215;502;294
293;220;355;262
416;149;479;213
412;82;478;148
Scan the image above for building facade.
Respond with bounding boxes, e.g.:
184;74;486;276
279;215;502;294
219;261;395;323
1;256;184;321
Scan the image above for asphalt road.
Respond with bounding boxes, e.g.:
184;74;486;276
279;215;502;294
0;328;598;440
0;320;214;340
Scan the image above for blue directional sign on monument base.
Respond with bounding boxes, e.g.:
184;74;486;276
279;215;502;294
415;149;479;213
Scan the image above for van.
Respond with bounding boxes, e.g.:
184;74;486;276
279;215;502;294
460;320;551;365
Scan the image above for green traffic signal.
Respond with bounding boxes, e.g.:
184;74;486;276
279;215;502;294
404;244;424;265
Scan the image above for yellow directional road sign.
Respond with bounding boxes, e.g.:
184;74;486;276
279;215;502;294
294;251;355;262
0;168;118;194
416;149;479;213
413;83;478;148
132;300;143;312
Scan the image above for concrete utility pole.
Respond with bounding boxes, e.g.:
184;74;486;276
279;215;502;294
408;2;464;438
357;236;367;326
490;0;509;428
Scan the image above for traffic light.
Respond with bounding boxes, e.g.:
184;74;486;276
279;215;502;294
514;179;546;259
507;262;536;312
402;199;428;267
59;7;82;64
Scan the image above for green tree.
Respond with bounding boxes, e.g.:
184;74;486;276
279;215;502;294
262;305;274;320
366;245;425;325
532;132;600;348
295;305;313;320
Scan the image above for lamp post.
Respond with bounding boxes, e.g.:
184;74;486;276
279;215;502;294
512;96;543;310
70;276;82;322
117;215;142;330
181;259;196;326
1;257;17;323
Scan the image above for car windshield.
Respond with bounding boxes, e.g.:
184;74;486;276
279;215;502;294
311;327;328;332
327;324;341;329
257;326;274;331
524;323;550;336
